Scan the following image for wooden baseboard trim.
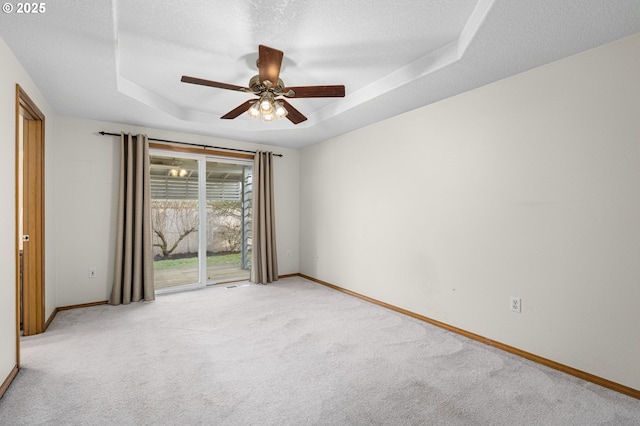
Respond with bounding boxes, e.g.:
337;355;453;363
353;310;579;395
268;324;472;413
44;308;57;330
298;273;640;400
57;301;108;311
0;365;19;399
40;301;109;331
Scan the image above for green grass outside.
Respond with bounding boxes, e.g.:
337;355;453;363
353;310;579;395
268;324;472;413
154;253;244;270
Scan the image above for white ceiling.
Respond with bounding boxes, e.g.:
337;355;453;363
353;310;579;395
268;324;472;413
1;1;639;149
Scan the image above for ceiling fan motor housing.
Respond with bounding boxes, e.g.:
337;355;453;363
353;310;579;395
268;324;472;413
249;75;285;94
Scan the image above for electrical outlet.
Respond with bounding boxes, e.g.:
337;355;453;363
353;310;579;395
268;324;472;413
89;267;97;279
510;296;521;313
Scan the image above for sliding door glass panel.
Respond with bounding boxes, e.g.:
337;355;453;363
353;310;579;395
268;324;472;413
205;161;252;283
150;155;200;291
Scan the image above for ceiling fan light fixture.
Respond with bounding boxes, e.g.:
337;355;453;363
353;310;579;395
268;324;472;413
274;101;288;119
260;95;272;112
169;167;188;177
248;102;261;119
263;112;276;122
246;93;286;122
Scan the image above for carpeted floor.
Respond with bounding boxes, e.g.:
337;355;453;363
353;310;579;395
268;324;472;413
1;276;638;425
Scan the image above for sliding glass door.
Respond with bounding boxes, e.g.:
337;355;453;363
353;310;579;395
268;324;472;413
150;152;252;292
150;155;199;291
205;162;252;283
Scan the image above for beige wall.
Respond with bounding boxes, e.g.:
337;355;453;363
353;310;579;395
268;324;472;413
0;37;57;385
300;33;640;390
53;115;300;306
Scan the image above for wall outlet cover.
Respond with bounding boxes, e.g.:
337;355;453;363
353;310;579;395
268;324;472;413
510;296;521;313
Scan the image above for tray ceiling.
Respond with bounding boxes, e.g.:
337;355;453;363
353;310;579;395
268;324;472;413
1;0;639;148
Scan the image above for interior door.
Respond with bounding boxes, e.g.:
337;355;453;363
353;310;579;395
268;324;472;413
16;85;45;338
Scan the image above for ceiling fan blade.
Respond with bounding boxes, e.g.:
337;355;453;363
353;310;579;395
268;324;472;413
258;45;284;86
220;100;255;120
280;99;307;124
181;76;250;93
282;85;345;98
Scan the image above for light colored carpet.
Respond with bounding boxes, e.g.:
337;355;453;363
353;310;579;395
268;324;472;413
1;276;638;425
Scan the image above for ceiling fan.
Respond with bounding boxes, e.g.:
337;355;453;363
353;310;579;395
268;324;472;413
181;45;345;124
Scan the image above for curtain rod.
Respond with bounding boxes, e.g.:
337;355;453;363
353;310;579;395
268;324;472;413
98;131;283;157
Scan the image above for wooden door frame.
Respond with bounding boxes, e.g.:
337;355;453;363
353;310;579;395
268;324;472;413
15;84;46;357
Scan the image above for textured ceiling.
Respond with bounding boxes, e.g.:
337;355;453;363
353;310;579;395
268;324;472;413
1;1;639;148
